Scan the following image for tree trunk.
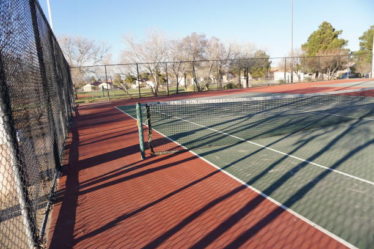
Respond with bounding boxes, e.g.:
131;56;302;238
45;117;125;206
165;63;169;96
296;72;301;82
219;70;223;89
245;67;249;88
184;73;187;91
237;68;241;87
192;62;200;92
152;75;159;97
175;74;179;94
118;84;132;97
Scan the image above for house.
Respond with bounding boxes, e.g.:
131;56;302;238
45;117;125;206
132;79;155;89
145;80;155;88
98;82;112;90
82;83;94;92
81;80;101;92
272;68;308;82
81;81;113;92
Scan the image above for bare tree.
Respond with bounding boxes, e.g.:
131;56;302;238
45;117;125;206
111;72;133;97
59;35;111;87
168;40;186;93
278;49;305;82
205;38;234;89
318;49;350;80
228;43;257;86
178;33;208;91
122;31;168;96
59;35;110;66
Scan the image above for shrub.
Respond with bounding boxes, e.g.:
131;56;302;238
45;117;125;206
186;84;197;92
224;82;241;89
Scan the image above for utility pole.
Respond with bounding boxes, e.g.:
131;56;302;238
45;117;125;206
290;0;294;83
371;34;374;78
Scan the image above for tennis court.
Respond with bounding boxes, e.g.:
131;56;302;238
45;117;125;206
118;86;374;249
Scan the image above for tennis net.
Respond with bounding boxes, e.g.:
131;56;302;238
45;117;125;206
136;93;374;156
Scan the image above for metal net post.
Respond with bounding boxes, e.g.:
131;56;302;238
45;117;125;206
145;104;154;154
136;103;145;159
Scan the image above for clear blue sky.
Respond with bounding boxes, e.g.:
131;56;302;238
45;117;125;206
40;0;373;62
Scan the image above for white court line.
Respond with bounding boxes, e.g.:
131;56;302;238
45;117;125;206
115;106;357;249
330;113;374;121
289;109;374;122
164;112;374;187
147;87;374;105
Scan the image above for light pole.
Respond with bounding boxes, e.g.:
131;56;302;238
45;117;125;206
371;34;374;78
46;0;54;30
290;0;294;83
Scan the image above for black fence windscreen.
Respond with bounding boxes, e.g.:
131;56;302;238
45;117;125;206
0;0;74;248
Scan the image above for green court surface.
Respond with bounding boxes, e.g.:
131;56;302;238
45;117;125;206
118;93;374;249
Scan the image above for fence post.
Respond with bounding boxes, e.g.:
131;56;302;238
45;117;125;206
318;56;321;80
176;63;180;94
371;34;374;78
192;61;198;92
184;73;187;92
245;67;249;88
104;65;110;101
0;55;37;248
284;57;287;83
109;76;113;98
165;62;169;96
136;63;141;98
136;103;145;159
217;70;219;90
237;67;241;86
290;56;294;83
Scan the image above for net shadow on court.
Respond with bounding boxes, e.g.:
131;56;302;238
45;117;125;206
118;93;374;248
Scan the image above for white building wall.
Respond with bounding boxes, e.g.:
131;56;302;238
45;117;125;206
98;83;112;90
82;84;93;92
274;72;306;82
178;77;187;87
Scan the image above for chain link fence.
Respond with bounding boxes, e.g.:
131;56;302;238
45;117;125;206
0;0;74;248
73;53;372;103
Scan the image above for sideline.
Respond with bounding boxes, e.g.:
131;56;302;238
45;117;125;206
116;106;357;249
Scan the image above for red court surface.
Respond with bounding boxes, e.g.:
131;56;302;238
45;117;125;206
47;79;368;248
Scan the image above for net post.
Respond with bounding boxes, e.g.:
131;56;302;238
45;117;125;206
145;104;154;154
136;103;145;159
